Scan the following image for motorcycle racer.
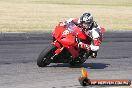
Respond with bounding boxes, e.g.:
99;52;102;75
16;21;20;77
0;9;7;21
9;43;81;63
37;12;105;67
62;12;104;58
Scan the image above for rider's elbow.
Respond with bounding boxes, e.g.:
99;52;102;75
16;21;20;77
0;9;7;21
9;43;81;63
91;28;100;39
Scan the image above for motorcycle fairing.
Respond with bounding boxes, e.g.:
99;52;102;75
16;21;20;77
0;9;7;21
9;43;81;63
52;22;79;58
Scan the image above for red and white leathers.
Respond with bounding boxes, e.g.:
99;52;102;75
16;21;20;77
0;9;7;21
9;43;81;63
64;18;103;57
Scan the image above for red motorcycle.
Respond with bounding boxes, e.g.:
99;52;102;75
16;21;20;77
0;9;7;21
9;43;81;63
37;22;104;67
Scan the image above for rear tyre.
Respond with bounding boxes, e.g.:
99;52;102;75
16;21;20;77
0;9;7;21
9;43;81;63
37;44;56;67
69;61;82;66
69;52;89;66
69;58;85;66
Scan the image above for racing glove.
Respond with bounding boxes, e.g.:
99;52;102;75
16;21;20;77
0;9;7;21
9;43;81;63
78;42;90;51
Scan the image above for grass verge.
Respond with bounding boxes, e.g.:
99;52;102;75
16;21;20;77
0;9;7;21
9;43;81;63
0;0;132;32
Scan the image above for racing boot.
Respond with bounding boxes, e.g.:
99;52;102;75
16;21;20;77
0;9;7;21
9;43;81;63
89;51;97;58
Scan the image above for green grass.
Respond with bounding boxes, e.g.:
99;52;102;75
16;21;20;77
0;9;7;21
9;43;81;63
0;0;132;32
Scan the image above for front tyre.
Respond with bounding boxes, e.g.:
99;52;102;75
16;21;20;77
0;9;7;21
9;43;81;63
37;44;56;67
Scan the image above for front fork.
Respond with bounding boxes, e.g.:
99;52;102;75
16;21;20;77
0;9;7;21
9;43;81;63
52;40;64;56
52;39;79;59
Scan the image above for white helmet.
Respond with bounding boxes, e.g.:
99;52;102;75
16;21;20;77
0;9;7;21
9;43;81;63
79;12;93;30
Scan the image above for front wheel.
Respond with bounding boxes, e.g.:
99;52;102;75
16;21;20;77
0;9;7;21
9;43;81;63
37;44;56;67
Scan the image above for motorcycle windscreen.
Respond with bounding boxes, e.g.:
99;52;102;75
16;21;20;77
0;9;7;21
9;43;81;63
53;23;65;39
68;25;87;41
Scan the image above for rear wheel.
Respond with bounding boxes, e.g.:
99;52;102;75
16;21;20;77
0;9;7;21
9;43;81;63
37;44;56;67
69;57;86;66
69;52;89;66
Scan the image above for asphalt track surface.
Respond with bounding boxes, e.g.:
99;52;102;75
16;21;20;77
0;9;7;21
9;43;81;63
0;32;132;88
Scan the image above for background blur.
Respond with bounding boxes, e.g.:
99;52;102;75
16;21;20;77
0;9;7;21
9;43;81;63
0;0;132;32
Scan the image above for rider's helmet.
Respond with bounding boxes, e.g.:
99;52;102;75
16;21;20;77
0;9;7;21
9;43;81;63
79;12;93;31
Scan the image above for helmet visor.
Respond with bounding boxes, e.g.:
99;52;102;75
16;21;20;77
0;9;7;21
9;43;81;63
82;21;92;29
